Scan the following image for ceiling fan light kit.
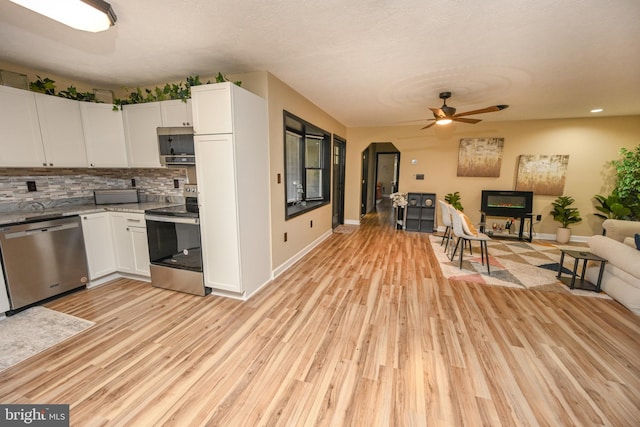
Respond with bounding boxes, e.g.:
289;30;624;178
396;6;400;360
421;91;509;130
9;0;117;33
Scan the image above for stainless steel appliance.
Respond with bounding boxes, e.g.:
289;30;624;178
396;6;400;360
145;185;206;296
0;215;88;312
157;127;197;183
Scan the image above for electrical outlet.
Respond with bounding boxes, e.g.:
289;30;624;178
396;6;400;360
536;214;542;221
131;178;136;187
173;179;180;189
26;181;37;192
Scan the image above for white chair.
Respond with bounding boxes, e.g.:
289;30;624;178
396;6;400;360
438;200;453;252
447;204;492;275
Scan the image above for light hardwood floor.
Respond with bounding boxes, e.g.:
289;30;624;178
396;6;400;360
1;203;639;426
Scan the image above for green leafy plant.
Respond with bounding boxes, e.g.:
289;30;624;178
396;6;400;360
593;145;640;221
445;192;463;211
550;195;582;228
58;86;97;102
593;193;632;219
29;75;56;95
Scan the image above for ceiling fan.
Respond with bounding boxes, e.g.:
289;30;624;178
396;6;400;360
421;92;508;129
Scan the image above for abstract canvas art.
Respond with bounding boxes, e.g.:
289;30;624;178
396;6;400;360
457;137;504;177
515;154;569;196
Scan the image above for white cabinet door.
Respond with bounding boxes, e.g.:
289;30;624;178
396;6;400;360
81;212;117;280
0;85;46;167
122;102;162;167
34;93;88;167
80;103;129;167
160;99;192;127
195;134;242;293
191;83;233;134
110;212;150;277
130;226;151;276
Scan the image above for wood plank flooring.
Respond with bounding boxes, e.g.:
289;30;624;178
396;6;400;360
1;202;639;426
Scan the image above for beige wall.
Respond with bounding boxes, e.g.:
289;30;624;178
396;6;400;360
347;116;640;238
262;73;347;269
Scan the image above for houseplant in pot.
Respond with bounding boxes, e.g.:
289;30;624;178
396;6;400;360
550;195;582;243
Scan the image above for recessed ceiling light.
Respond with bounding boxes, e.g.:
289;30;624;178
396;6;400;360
590;108;603;113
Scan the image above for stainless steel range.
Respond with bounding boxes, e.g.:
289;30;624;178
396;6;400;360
144;185;207;296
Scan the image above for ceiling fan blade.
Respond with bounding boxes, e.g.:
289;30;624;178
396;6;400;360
429;107;444;117
454;104;509;118
421;122;437;130
452;117;482;124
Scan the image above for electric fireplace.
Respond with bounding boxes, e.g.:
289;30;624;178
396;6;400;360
480;190;534;241
481;190;533;217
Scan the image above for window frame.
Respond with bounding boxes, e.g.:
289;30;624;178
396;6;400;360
283;111;331;220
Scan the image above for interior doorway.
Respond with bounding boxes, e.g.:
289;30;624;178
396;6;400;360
375;152;400;203
332;135;346;228
360;143;400;216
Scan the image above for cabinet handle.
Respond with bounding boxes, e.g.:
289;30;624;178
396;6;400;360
126;227;129;231
42;163;47;166
49;163;53;166
127;218;141;223
90;163;95;167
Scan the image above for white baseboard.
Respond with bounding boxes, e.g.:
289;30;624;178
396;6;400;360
272;229;333;279
344;219;360;225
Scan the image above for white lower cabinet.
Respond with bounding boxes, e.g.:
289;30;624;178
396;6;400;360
110;212;151;277
81;212;117;280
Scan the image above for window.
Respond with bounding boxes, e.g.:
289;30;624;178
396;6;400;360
284;111;331;219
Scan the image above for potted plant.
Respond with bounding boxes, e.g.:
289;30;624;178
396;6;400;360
550;195;582;243
444;191;464;211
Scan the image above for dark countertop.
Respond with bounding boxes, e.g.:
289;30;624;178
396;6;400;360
0;202;182;226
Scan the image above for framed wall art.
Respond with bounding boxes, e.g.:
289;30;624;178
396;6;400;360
456;137;504;177
515;154;569;196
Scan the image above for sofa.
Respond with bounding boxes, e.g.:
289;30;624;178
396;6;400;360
586;221;640;315
601;218;640;247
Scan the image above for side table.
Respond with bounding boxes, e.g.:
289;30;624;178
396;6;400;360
557;249;607;291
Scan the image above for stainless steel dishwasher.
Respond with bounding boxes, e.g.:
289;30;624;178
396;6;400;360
0;215;88;311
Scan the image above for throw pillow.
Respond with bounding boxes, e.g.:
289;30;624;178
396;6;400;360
460;212;478;236
635;233;640;250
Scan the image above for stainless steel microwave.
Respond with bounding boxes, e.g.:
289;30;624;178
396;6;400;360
158;127;195;166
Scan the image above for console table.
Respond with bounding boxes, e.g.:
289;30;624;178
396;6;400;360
479;212;533;242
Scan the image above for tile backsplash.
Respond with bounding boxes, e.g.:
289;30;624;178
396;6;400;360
0;168;188;208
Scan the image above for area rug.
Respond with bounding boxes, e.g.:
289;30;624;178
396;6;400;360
0;306;94;372
429;235;611;298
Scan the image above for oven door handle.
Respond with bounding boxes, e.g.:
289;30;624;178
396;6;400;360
145;214;199;225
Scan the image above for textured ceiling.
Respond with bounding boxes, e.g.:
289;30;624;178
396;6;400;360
1;0;639;127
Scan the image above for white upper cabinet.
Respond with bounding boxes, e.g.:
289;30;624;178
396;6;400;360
122;102;162;168
191;84;233;134
0;85;46;167
160;99;192;127
34;92;88;167
80;102;129;167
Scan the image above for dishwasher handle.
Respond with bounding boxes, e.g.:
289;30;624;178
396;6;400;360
2;222;80;239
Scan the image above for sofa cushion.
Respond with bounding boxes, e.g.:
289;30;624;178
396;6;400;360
588;235;640;279
602;219;640;242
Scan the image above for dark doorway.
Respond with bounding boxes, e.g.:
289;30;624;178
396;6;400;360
332;135;346;228
361;149;369;216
